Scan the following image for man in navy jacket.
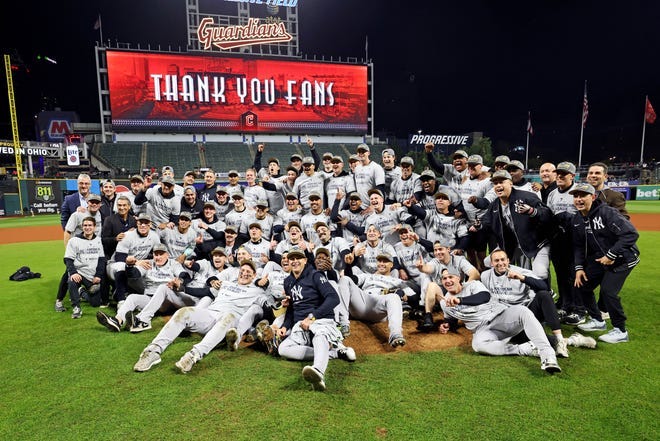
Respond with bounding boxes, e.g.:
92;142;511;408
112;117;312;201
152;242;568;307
571;183;639;344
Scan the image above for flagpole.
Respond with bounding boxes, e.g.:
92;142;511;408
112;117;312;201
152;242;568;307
578;80;587;168
97;14;104;45
640;95;648;165
365;35;368;62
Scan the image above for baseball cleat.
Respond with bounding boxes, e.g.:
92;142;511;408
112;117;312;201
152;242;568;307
71;306;82;319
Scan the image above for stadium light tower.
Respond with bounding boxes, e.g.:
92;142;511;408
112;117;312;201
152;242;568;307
3;53;26;212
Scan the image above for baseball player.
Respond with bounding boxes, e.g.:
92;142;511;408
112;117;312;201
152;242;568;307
224;254;291;352
345;189;415;246
159;211;199;263
243;168;268;210
571;183;639;344
292;157;328;211
338;253;408;347
178;247;228;306
106;213;161;303
435;267;562;374
224;192;251;238
55;193;103;313
480;170;554;279
241;223;272;270
423;144;469;190
63;216;106;318
191;202;226;260
353;143;386;209
311;221;352;272
97;243;188;332
278;249;356;391
545;162;584;325
299;192;330;244
481;249;598;357
349;224;398;275
133;260;264;373
134;175;181;229
330;190;367;243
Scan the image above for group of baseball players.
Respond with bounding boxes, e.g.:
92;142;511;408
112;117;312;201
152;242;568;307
56;138;640;389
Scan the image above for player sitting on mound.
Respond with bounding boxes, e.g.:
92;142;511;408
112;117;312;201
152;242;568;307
435;267;562;374
277;249;356;392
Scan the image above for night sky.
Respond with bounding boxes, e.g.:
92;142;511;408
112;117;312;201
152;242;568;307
1;0;659;165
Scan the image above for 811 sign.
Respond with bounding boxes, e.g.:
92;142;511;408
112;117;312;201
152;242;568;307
35;183;55;202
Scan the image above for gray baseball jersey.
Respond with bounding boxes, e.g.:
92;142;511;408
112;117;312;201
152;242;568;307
142;187;181;225
353;161;386;206
64;210;102;236
293;172;327;210
159;226;198;259
113;229;161;261
480;264;538;306
440;280;507;331
64;234;104;280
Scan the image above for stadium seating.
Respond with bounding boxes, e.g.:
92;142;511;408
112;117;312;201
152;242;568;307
144;143;201;175
95;143;144;176
203;143;255;172
93;141;379;177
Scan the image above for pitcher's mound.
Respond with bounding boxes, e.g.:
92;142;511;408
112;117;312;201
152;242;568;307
343;315;472;355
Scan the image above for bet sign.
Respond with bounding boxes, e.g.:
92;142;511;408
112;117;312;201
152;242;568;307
635;186;660;200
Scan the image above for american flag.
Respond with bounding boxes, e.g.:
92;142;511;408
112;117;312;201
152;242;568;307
646;97;656;124
582;88;589;128
527;111;534;135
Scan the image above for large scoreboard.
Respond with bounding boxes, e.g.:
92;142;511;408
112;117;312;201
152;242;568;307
106;50;368;135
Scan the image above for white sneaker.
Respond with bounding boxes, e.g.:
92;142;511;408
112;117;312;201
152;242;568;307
175;350;201;374
133;350;161;372
598;328;629;344
225;327;240;351
541;358;561;374
55;300;66;312
302;365;326;391
555;338;569;358
337;344;356;362
577;319;606;332
71;306;82;319
518;341;539;357
567;333;597;349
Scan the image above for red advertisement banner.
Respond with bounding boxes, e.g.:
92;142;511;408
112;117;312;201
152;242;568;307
106;51;368;134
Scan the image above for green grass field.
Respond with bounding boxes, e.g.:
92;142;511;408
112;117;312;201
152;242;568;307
0;210;658;440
